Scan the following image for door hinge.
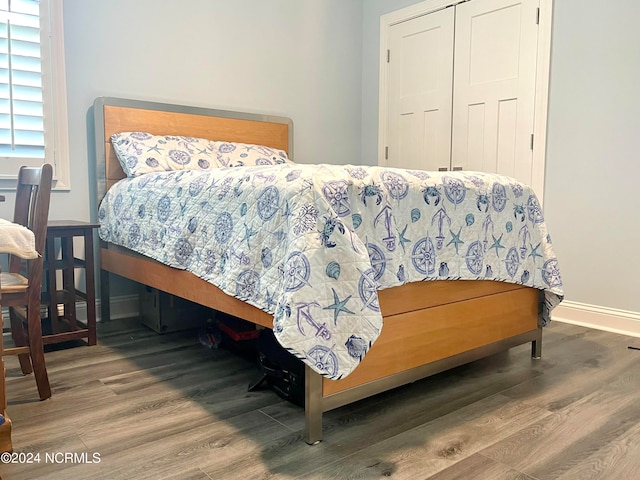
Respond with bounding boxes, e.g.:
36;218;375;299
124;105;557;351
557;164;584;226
387;49;390;63
385;146;389;160
536;7;540;24
530;133;534;150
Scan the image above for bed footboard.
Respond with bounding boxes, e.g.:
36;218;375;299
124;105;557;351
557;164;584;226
303;283;541;444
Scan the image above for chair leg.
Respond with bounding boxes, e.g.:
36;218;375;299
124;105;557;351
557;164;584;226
25;303;51;400
8;308;33;375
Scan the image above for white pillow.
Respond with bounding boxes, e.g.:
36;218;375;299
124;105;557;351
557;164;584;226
111;132;217;176
212;141;292;167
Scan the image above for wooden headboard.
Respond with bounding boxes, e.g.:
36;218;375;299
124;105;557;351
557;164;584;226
93;97;293;203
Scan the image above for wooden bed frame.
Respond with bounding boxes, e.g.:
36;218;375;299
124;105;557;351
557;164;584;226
93;97;542;444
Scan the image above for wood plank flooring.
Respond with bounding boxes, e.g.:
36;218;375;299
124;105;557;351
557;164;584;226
2;319;640;479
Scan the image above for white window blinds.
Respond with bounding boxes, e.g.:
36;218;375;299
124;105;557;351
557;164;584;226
0;0;44;160
0;0;68;189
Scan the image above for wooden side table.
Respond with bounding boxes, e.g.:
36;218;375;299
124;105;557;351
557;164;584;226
42;220;99;346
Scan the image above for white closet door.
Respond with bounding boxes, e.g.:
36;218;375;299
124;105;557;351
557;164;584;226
386;7;454;171
451;0;538;184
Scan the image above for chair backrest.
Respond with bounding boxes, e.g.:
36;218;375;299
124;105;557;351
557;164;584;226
9;164;53;275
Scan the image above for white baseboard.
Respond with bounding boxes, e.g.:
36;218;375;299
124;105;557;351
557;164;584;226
3;294;140;326
552;301;640;338
74;294;139;322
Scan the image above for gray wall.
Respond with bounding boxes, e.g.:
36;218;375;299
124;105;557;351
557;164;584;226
65;0;363;171
543;0;640;312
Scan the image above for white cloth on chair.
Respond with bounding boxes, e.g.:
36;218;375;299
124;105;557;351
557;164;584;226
0;219;38;259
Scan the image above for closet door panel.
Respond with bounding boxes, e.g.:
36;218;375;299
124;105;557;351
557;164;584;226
466;103;487;172
387;7;455;171
452;0;538;184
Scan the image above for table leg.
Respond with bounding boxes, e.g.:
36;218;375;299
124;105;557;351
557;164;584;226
61;236;77;331
100;269;111;323
84;230;97;345
45;236;59;334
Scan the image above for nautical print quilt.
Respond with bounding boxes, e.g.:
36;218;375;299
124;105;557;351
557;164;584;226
98;164;564;379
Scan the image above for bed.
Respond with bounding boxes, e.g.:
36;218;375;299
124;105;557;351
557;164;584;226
93;97;563;444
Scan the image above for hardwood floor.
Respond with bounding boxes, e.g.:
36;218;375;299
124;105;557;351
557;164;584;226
2;319;640;479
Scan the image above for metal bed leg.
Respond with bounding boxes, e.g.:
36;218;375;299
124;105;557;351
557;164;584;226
304;365;323;445
531;326;542;359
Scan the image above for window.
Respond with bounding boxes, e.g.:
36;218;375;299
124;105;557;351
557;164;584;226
0;0;68;189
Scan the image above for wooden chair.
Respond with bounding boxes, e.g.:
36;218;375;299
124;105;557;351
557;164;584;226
2;164;53;400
